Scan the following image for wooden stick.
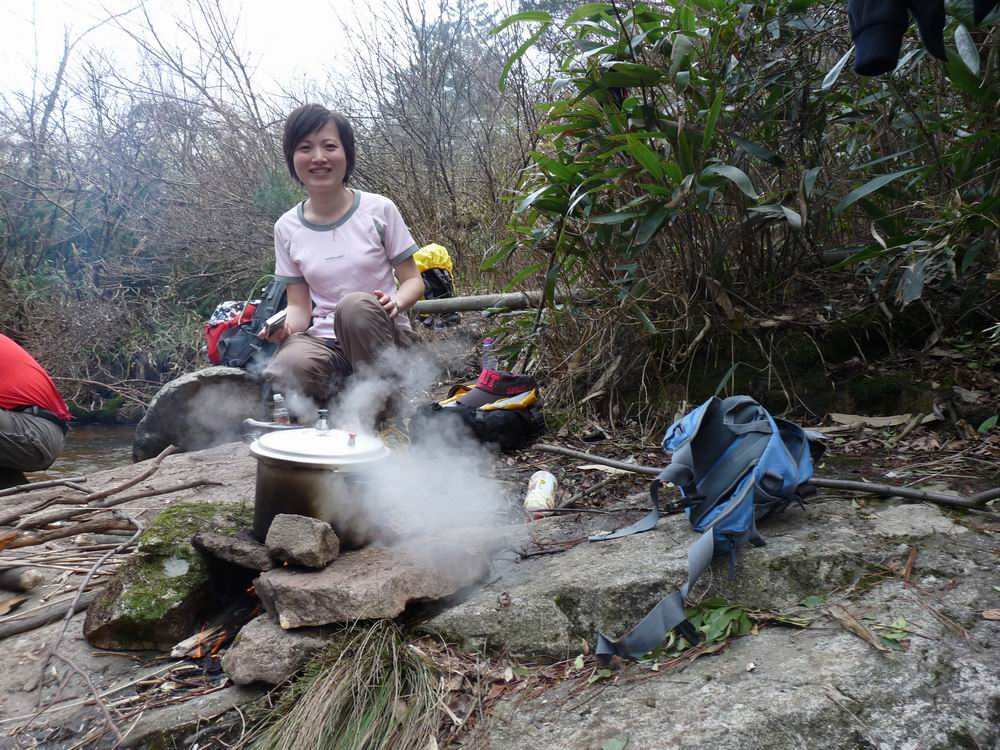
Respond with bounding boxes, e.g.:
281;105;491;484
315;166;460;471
532;444;1000;510
533;444;657;476
57;445;178;507
0;590;97;640
0;476;88;499
6;519;136;550
17;478;222;529
558;474;620;509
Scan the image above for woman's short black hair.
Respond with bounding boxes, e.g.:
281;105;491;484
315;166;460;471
282;104;356;185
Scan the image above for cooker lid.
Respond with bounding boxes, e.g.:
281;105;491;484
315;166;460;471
249;427;390;466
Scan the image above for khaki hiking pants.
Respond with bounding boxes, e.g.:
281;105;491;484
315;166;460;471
0;409;65;489
263;291;417;409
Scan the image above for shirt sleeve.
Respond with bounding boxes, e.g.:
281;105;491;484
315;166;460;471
273;220;305;283
380;199;419;266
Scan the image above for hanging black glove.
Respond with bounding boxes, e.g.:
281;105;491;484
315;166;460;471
848;0;946;76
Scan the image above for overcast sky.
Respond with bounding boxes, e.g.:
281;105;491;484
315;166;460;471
0;0;375;97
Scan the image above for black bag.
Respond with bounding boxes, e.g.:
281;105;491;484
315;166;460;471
217;280;287;372
409;390;547;451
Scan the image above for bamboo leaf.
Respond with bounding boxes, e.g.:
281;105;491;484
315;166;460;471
803;166;821;197
734;137;782;166
701;163;758;199
490;11;551;34
820;46;853;91
566;3;612;23
781;206;803;229
503;264;542;291
499;23;549;92
589;211;644;224
702;88;725;152
626;136;664;180
516;185;554;213
635;205;671;244
833;167;921;215
955;25;980;76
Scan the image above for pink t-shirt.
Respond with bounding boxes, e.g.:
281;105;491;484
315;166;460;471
273;190;419;339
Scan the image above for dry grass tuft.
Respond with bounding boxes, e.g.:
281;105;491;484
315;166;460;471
253;620;441;750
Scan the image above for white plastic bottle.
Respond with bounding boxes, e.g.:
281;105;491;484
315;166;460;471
524;470;557;516
482;337;499;371
272;393;290;424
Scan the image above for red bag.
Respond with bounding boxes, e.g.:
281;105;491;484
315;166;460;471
204;301;257;364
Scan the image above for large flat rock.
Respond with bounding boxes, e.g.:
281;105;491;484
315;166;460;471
487;576;1000;750
255;527;523;629
427;502;878;659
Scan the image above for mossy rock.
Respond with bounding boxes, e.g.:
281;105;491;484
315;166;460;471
84;500;254;651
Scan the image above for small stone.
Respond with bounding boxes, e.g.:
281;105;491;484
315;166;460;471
221;614;339;686
192;531;274;571
265;514;340;569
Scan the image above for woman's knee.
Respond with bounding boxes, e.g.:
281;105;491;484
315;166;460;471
337;292;381;320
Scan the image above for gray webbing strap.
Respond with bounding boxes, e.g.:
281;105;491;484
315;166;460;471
588;463;693;542
595;529;715;661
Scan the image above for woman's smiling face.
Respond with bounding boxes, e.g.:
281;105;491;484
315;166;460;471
292;122;347;190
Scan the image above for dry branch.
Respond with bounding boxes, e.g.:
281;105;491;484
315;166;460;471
0;590;97;640
531;444;1000;510
0;477;88;499
18;478;220;530
6;519;137;550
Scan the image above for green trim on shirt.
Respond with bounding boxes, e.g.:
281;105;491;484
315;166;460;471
391;243;419;266
296;190;361;231
275;274;306;284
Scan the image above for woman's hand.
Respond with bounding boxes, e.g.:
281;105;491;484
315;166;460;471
373;289;400;319
258;322;292;343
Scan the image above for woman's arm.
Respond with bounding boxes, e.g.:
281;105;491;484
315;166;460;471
261;282;311;342
374;257;424;319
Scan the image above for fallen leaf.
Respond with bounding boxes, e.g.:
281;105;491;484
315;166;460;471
830;413;912;428
0;594;28;616
953;386;985;404
0;531;16;552
502;666;514;683
828;604;888;652
983;609;1000;621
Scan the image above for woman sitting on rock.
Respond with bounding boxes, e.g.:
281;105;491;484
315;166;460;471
260;104;424;419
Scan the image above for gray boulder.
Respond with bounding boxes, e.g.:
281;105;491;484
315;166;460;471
265;514;340;569
221;615;339;686
133;366;263;462
84;501;253;650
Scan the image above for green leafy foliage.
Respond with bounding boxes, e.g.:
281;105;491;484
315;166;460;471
489;1;998;420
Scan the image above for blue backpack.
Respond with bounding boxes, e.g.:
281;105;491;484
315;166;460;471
591;395;824;661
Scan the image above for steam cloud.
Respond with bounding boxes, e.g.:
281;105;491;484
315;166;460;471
265;338;518;545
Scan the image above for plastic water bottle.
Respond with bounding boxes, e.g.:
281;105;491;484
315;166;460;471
272;394;290;424
482;337;499;371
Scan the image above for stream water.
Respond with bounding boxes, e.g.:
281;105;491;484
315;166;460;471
27;424;137;481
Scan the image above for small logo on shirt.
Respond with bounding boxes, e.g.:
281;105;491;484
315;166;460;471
325;255;344;261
